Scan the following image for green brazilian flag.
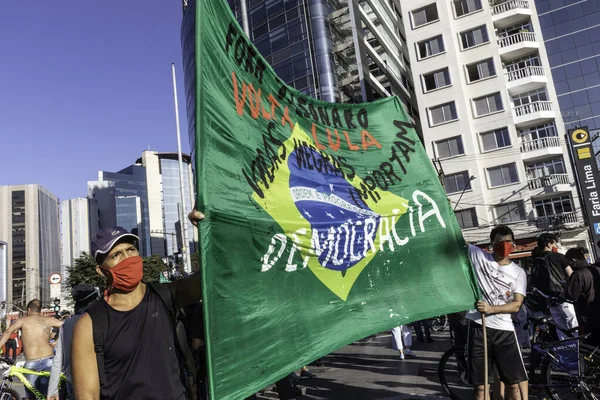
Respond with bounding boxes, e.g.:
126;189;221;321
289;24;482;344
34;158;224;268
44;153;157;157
194;0;479;398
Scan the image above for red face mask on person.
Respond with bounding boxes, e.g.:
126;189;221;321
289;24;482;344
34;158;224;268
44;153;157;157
493;241;514;258
551;246;559;253
100;255;143;292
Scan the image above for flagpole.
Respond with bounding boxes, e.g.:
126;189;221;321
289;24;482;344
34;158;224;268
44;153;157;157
171;63;192;274
240;0;249;36
482;313;489;400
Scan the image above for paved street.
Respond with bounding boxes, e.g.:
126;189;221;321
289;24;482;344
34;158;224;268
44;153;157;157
259;329;451;400
6;330;451;399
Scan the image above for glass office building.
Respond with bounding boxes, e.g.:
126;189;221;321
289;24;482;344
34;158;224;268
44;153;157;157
90;166;152;256
536;0;600;143
181;0;420;170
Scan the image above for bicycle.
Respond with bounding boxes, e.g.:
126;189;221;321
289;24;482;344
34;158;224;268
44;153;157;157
430;315;449;332
438;313;600;400
0;357;68;400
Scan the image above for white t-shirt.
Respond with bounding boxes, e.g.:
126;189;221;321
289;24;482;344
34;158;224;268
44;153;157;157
466;245;527;331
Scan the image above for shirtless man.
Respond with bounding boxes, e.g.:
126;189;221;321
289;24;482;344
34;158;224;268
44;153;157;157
0;299;63;399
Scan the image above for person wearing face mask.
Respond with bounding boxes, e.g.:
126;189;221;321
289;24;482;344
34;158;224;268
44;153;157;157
529;233;577;340
465;225;528;400
71;225;203;400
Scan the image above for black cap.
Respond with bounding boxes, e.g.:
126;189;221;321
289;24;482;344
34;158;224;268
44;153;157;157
91;227;139;263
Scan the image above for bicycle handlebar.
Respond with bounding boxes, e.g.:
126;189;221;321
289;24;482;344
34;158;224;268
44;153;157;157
0;357;15;365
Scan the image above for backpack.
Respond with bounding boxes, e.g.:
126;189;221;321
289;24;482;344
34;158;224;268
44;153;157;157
529;254;565;298
87;282;198;400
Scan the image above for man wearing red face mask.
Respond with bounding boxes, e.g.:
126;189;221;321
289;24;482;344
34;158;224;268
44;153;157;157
466;225;528;400
71;226;202;400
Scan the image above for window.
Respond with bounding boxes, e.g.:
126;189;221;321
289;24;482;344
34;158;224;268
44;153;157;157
460;25;489;49
481;127;511;151
466;58;496;82
498;21;533;38
455;208;478;229
422;68;451;92
411;3;439;28
444;171;471;194
534;196;573;217
429;102;458;126
512;89;548;107
527;158;566;178
453;0;482;17
488;163;519;187
519;122;557;141
494;201;526;224
473;92;504;117
505;55;541;72
417;35;445;59
436;136;464;158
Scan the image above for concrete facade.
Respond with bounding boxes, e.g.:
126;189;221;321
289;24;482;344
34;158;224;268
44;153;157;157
401;0;588;251
0;185;60;310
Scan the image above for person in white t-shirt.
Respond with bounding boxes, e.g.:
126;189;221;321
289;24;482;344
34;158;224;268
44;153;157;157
466;225;528;400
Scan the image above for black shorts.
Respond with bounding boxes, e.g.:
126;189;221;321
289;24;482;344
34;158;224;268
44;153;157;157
467;322;528;385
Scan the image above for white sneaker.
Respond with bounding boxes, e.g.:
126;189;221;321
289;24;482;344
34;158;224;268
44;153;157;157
404;349;417;359
399;353;405;360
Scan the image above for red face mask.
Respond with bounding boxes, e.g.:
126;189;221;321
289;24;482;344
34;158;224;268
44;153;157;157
551;246;559;253
100;255;143;292
493;241;514;259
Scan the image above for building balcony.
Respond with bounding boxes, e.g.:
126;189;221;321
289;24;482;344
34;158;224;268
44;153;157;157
513;101;554;126
498;32;539;59
520;136;562;161
527;174;571;197
491;0;532;28
506;66;547;93
535;211;578;230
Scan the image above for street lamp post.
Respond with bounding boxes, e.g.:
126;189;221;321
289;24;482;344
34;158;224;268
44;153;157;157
453;176;477;211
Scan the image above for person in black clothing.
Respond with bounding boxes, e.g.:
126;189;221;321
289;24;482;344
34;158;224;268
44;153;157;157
531;233;577;339
72;225;203;400
564;247;600;346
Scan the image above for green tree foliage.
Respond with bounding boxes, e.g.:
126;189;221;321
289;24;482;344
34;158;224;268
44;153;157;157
142;255;168;283
191;251;201;272
66;252;105;292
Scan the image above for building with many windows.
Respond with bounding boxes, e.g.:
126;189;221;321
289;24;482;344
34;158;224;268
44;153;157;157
88;151;197;261
401;0;588;251
61;198;93;270
0;185;60;310
0;241;7;305
180;0;421;170
535;0;600;150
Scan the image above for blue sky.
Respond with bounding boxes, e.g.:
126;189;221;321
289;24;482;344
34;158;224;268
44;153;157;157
0;2;190;201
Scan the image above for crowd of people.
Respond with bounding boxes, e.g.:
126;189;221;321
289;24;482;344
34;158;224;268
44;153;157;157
1;214;599;400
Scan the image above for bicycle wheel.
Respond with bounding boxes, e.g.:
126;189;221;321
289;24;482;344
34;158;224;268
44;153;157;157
432;315;449;332
0;388;21;400
438;348;473;400
542;343;600;400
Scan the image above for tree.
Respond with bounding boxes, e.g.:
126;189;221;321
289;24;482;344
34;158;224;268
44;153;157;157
191;251;201;272
142;255;168;283
66;252;105;293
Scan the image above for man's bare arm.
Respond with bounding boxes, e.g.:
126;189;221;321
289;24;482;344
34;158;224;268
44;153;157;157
72;314;100;400
48;318;64;328
0;319;23;351
477;293;525;315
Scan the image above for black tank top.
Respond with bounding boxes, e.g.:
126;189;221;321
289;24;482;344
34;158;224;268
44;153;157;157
99;287;186;400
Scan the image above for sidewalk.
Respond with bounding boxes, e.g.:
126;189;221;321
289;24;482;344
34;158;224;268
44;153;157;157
258;329;452;400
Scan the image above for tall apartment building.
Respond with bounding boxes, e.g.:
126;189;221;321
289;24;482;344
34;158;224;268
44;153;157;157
61;198;92;268
88;151;197;260
181;0;420;169
0;185;61;309
535;0;600;139
0;241;7;305
401;0;588;251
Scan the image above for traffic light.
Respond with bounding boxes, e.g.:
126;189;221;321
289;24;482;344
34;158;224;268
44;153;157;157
53;298;60;315
1;301;5;309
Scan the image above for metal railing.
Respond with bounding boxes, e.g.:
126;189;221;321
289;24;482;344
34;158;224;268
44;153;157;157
514;100;553;117
527;174;570;189
498;31;536;48
536;212;577;229
520;136;560;152
507;65;544;82
492;0;529;15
